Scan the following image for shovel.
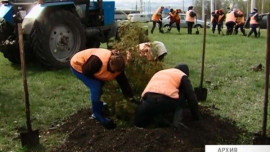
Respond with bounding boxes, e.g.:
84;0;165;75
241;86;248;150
195;16;199;35
194;15;207;101
18;23;40;147
253;13;270;145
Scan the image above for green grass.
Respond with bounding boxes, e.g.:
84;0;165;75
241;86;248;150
0;25;269;151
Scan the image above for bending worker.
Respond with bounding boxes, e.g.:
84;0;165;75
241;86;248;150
126;41;167;62
70;48;135;129
134;64;199;128
167;9;181;33
234;9;246;36
151;6;164;34
211;9;225;34
225;9;236;35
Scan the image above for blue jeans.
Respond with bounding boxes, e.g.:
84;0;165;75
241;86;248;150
70;68;103;103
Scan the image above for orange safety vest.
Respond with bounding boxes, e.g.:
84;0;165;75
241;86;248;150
141;68;186;99
225;11;236;23
250;13;259;25
236;16;245;25
218;14;224;23
152;7;163;21
174;11;180;21
186;10;195;22
211;10;218;23
70;48;120;81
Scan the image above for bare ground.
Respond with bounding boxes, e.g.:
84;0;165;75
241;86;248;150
48;106;250;152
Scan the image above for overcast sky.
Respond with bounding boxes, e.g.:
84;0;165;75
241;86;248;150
106;0;193;13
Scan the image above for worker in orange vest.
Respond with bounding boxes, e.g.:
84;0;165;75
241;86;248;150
217;9;225;34
134;64;199;128
211;10;219;34
70;48;136;129
185;6;197;34
126;41;167;62
167;8;181;33
245;8;260;37
151;6;164;34
225;9;237;35
211;9;225;34
234;9;246;36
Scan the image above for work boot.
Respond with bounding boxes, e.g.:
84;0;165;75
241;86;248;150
91;101;116;129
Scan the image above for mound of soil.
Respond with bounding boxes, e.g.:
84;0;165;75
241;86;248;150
50;106;249;152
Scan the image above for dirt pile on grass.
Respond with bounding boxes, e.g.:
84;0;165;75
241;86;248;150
50;106;249;152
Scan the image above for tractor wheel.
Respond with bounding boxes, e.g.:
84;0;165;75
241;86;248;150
0;18;33;64
31;10;86;69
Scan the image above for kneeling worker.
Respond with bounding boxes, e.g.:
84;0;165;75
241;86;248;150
134;64;199;128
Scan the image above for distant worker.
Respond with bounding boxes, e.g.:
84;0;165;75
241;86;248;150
211;10;219;34
70;48;136;129
186;6;197;34
234;9;246;36
211;9;225;34
167;9;181;33
217;9;225;34
151;6;164;34
245;8;260;38
134;64;199;128
225;8;236;35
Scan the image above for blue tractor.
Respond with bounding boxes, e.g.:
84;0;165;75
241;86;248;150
0;0;116;68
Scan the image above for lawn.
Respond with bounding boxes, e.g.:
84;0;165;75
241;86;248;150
0;25;269;151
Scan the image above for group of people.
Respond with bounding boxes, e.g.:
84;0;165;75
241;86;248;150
150;5;261;38
70;42;200;129
151;6;198;34
213;7;261;37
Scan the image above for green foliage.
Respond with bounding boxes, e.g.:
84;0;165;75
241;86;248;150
102;22;164;126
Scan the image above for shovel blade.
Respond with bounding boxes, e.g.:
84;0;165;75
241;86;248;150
196;31;199;35
20;130;40;147
194;87;207;101
253;134;270;144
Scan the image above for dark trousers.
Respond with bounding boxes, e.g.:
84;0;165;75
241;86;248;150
151;20;163;33
226;21;236;35
186;21;194;34
234;23;246;36
212;22;217;33
248;24;259;37
135;92;186;128
168;21;180;32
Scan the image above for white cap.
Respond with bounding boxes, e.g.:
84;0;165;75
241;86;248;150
150;41;167;60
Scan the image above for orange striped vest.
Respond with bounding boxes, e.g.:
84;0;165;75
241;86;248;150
70;48;120;81
141;68;186;99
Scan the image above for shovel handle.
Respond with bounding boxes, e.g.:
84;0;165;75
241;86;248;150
18;23;32;132
200;15;207;87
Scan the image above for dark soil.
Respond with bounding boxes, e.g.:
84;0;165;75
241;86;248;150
50;106;250;152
